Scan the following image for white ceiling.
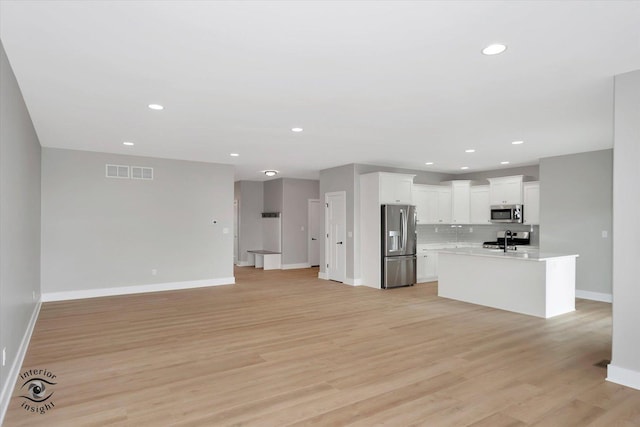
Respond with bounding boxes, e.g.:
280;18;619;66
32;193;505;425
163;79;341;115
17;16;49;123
1;1;639;181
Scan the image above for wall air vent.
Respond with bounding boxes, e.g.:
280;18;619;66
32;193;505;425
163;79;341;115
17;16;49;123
106;164;129;179
262;212;281;218
131;166;154;180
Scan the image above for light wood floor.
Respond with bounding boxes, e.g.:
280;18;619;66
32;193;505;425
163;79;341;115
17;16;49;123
5;267;640;426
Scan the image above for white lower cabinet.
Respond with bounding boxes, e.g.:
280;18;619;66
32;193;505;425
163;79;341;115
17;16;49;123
417;250;438;282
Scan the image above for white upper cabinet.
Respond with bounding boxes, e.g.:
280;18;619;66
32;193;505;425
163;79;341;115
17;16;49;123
488;175;524;205
379;173;414;204
470;185;491;224
436;187;452;224
413;184;429;224
450;181;471;224
415;182;471;224
523;181;540;224
413;184;451;224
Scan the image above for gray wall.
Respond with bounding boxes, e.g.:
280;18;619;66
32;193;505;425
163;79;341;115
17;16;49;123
263;178;283;213
457;165;540;183
235;181;264;264
0;41;41;410
282;178;320;266
355;163;454;185
539;149;613;295
611;70;640;381
262;178;319;266
41;148;234;294
319;164;357;279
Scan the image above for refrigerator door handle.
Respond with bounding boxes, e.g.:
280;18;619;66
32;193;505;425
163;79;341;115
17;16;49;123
402;208;408;251
399;209;404;250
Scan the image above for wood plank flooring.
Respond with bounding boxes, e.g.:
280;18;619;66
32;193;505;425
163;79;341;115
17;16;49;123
5;267;640;426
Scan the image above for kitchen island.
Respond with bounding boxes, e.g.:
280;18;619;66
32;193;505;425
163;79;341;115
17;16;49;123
437;248;578;318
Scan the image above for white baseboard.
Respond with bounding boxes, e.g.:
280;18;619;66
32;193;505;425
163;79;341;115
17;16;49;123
576;289;613;303
236;261;251;267
607;364;640;391
0;300;41;425
344;277;362;286
318;271;327;280
42;277;235;302
281;263;311;270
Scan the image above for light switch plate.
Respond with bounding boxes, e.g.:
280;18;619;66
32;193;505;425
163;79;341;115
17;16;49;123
602;230;608;238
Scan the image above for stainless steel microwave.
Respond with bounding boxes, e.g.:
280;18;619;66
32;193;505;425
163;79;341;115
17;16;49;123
490;204;524;223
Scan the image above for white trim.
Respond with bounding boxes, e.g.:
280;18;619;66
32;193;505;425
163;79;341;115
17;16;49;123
607;364;640;391
344;277;362;286
281;263;311;270
308;198;321;268
42;277;235;302
235;261;251;267
0;301;41;425
318;271;328;280
576;289;613;303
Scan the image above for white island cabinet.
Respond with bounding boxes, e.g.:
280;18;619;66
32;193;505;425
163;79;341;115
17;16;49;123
437;248;578;318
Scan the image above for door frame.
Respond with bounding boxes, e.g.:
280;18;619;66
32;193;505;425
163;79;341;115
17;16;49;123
233;199;239;265
324;191;346;283
308;198;320;267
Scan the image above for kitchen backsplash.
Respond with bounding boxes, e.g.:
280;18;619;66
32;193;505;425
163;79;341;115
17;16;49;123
417;224;540;246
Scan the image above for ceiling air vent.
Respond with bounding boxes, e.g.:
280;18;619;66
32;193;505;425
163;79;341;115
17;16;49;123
131;166;154;180
262;212;281;218
106;164;129;179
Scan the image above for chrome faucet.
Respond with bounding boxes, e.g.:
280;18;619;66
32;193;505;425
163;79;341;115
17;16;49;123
504;230;513;253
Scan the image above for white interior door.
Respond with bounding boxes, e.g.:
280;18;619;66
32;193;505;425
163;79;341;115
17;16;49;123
308;199;321;267
233;200;239;265
326;192;346;283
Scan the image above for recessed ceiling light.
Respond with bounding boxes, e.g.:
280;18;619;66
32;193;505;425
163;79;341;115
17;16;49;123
482;44;507;55
465;149;476;153
230;153;239;157
291;127;303;132
148;104;164;110
264;170;278;177
123;141;134;146
425;162;434;165
512;140;524;145
501;161;510;165
460;166;469;170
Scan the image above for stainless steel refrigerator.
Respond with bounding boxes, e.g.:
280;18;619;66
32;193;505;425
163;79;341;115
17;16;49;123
381;204;417;289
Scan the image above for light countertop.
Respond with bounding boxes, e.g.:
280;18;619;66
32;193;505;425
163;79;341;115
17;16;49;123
437;247;578;262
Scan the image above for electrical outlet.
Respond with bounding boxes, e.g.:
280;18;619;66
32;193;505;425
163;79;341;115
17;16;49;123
151;269;157;276
469;227;473;233
2;347;6;367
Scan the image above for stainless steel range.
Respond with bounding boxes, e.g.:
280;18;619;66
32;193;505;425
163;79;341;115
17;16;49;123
482;231;531;250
